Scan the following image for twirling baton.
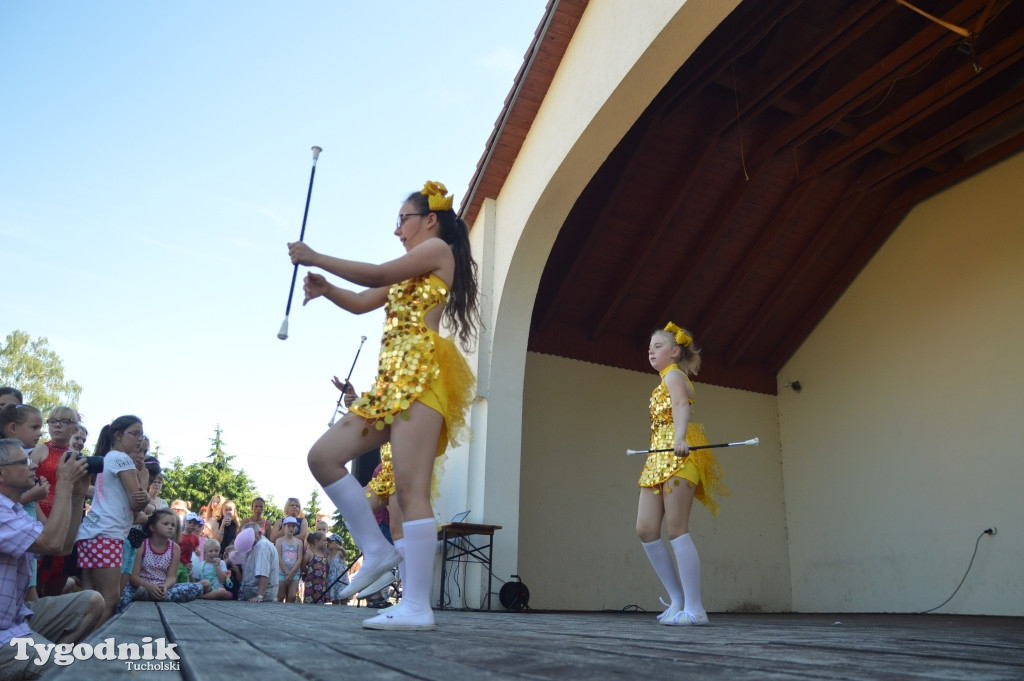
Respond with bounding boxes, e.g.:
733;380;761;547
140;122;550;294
278;145;322;340
626;437;759;456
329;335;368;426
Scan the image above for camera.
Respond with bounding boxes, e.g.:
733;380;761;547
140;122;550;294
65;451;105;475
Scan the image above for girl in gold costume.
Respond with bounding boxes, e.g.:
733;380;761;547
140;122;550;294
288;181;478;630
637;324;728;626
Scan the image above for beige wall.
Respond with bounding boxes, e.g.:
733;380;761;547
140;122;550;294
519;352;791;612
780;150;1024;615
454;0;743;602
452;0;1023;615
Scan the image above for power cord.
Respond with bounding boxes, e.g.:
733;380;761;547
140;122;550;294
920;529;996;614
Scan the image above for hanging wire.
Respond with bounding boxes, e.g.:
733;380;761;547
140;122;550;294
920;530;993;614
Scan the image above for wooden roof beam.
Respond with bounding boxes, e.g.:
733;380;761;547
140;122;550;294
690;175;815;339
765;195;909;372
532;117;657;330
713;0;895;138
589;139;722;341
747;0;987;168
724;192;864;367
653;171;764;326
656;0;807;118
807;24;1024;178
856;87;1024;193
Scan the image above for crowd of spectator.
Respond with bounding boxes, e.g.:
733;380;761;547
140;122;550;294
0;386;368;680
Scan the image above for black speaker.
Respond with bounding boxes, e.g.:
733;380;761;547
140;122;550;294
499;574;530;612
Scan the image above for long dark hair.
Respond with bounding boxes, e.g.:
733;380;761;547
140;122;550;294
405;191;481;351
94;415;141;457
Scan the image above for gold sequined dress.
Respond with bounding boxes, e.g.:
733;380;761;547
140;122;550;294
350;273;475;458
637;364;729;515
368;443;395;498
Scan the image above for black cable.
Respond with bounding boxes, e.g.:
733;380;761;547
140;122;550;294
920;530;993;614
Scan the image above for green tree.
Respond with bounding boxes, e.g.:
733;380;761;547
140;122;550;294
330;510;359;564
162;426;259;516
0;330;82;416
260;496;284;524
304;488;323;527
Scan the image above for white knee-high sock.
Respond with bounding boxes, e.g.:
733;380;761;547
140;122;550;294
670;533;705;616
393;538;407;582
642;539;684;607
322;475;390;562
399;519;436;613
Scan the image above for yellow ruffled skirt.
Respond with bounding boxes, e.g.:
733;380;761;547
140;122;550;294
637;422;730;516
417;332;475;457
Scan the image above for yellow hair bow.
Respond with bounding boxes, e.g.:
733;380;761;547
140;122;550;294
420;181;453;211
664;322;692;347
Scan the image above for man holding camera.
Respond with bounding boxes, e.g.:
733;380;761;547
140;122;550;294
0;438;105;680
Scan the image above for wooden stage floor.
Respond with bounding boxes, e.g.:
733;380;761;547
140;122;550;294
46;602;1024;681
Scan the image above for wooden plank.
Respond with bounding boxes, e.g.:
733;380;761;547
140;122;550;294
45;601;185;680
38;603;1024;680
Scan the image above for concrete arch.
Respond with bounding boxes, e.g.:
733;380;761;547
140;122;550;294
461;0;743;600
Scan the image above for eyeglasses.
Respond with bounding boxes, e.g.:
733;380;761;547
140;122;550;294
46;419;77;427
0;458;30;467
396;212;428;228
125;430;145;438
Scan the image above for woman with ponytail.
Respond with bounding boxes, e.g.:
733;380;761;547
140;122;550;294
288;181;479;630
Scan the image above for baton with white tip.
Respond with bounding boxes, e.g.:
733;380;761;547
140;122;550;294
328;335;368;427
278;145;322;340
626;437;759;456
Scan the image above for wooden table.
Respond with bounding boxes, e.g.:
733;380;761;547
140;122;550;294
437;521;502;610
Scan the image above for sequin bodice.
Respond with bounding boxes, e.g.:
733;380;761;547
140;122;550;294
352;273;448;424
650;364;694;449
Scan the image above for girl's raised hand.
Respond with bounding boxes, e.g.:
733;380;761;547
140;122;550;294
288;241;319;266
303;272;330;305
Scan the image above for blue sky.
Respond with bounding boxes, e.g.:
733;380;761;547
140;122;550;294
0;1;548;514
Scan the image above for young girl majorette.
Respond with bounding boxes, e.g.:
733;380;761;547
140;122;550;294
116;509;206;612
288;180;478;630
637;324;729;626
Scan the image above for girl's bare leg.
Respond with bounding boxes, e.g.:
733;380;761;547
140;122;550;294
313;413;400;599
388;494;404;541
82;566;122;625
662;479;696;540
636;487;666;543
308;412;389;486
389;402;442;522
363;402;442;628
661;480;706;623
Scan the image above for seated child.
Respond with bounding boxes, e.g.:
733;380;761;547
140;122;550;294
192;539;233;600
179;513;203;569
116;509;207;613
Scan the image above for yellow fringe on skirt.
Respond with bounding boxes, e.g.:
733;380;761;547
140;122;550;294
637;422;730;516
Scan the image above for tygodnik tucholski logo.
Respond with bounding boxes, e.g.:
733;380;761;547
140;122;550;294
9;635;181;670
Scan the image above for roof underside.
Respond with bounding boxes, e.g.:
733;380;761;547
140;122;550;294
468;0;1024;394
